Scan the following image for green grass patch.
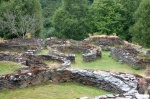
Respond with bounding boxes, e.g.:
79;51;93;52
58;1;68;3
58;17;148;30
37;48;49;55
72;51;144;76
0;61;21;75
0;51;145;98
0;82;111;99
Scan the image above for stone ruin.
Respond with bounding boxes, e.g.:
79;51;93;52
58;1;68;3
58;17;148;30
1;35;150;98
0;53;19;62
1;67;150;98
79;94;149;99
147;49;150;57
50;44;101;62
83;35;124;51
0;68;138;93
0;38;44;53
111;46;150;69
45;35;124;51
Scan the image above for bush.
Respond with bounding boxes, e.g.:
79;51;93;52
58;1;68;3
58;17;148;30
4;34;18;39
132;66;140;70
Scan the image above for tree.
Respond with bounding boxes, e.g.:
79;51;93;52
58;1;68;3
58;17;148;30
52;0;89;40
1;13;41;38
130;0;150;47
118;0;141;41
0;0;42;39
89;0;125;36
39;0;61;38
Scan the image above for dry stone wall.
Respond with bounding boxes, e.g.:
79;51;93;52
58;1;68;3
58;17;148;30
111;46;150;69
0;43;28;52
0;38;44;52
55;45;101;62
0;68;138;95
0;52;71;68
78;94;149;99
6;38;44;46
0;53;19;62
45;35;124;51
45;37;66;46
147;49;150;56
56;45;89;53
83;35;124;51
53;68;138;94
20;53;72;68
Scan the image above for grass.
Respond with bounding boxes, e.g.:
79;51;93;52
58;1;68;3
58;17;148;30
44;61;61;69
37;48;49;55
72;51;145;76
0;50;145;98
36;49;145;75
0;61;21;75
0;82;111;99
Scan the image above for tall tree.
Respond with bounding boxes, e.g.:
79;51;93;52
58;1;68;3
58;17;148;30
40;0;61;38
0;0;42;39
52;0;89;40
130;0;150;47
89;0;125;36
118;0;141;41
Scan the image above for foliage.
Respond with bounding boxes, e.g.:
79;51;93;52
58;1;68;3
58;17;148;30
40;0;61;38
132;66;140;70
0;0;149;47
88;0;125;36
0;0;42;39
52;0;89;40
130;0;150;47
118;0;141;41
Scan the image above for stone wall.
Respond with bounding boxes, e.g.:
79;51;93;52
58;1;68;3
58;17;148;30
6;38;44;46
0;51;71;68
0;68;50;89
20;53;47;67
21;53;72;67
0;53;19;62
147;49;150;56
82;50;97;62
0;68;138;95
55;45;101;62
111;46;150;69
56;45;89;53
0;43;28;52
0;38;44;52
50;49;75;62
45;36;125;51
52;68;138;94
45;37;66;46
83;35;124;51
78;94;149;99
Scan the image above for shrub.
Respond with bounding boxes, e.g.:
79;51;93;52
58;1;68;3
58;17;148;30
132;66;140;70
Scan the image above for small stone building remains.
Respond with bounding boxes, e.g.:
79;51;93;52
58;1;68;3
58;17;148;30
83;35;124;51
111;46;150;69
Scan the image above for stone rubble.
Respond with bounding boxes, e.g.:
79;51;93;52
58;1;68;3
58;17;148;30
0;68;138;95
83;35;124;51
147;50;150;57
0;38;44;52
1;36;150;98
79;94;149;99
52;44;101;62
111;46;150;69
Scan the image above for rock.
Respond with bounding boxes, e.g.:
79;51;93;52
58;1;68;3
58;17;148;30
110;46;150;69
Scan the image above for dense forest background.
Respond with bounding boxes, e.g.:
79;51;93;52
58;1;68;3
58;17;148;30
0;0;150;47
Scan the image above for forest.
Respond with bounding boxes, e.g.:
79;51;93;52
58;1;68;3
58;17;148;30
0;0;150;47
